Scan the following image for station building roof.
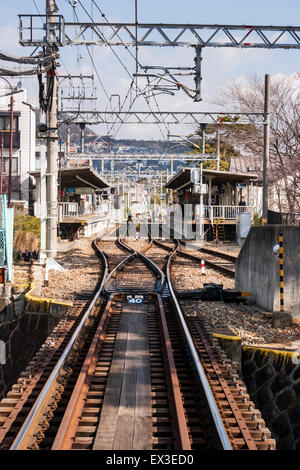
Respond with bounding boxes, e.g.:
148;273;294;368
30;167;110;189
165;167;258;190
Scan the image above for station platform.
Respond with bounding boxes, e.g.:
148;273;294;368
60;214;110;240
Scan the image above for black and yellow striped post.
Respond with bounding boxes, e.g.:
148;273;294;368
279;233;284;312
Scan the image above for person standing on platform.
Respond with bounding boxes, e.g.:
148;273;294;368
136;217;140;240
238;196;246;207
127;210;133;224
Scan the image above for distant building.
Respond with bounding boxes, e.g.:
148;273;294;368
35;142;46;171
0;86;35;210
68;145;78;153
67;158;92;168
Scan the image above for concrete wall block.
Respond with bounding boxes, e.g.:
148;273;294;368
242;348;300;449
236;226;300;313
0;311;59;399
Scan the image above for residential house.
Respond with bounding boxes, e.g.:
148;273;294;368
0;85;36;210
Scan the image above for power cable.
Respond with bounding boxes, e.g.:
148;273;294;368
88;1;168;139
72;5;110;101
72;0;169;139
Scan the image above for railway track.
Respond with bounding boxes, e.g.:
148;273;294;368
178;241;236;278
156;225;236;278
49;236;231;450
0;231;275;450
0;238;108;450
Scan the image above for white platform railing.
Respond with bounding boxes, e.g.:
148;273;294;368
204;205;254;221
58;202;79;220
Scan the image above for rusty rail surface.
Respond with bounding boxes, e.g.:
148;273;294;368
3;229;275;450
8;237;109;450
52;293;192;450
165;241;275;450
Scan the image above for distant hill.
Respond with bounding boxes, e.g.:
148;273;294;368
36;109;191;152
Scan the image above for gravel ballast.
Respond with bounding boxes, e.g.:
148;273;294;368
41;237;101;302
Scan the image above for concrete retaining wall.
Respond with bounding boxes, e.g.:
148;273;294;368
242;347;300;450
235;226;300;313
25;282;72;315
0;311;58;399
214;333;300;449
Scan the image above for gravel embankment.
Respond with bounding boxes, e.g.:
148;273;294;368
171;258;235;291
41;237;101;302
172;244;300;346
181;300;300;346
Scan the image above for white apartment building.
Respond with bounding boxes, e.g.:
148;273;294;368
0;85;36;209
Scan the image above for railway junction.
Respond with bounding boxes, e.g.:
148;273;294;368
1;221;300;452
1;0;300;459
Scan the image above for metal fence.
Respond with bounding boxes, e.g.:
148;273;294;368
203;205;254;221
58;202;79;220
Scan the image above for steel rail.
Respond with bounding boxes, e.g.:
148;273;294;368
166;247;232;450
155;294;191;449
102;251;137;292
153;238;179;252
177;249;235;278
116;233;166;291
51;295;115;450
179;241;238;263
199;247;237;263
9;238;109;450
52;292;191;450
159;231;235;276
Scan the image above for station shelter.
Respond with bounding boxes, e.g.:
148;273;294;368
165;167;258;241
30;167;110;240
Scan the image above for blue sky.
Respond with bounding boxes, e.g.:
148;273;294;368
2;1;300;139
7;0;300;24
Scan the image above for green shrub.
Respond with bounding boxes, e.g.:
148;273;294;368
14;214;40;251
253;212;263;226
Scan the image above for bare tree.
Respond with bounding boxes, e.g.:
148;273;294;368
215;73;300;215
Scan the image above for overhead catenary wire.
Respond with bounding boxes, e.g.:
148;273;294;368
77;0;168;139
0;66;43;76
0;50;55;65
71;4;111;101
90;0;197;101
59;0;170;141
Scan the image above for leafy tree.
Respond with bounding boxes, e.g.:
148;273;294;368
186;124;241;171
215;73;300;215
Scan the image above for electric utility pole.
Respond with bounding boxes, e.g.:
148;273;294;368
199;123;207;240
46;0;59;259
216;128;220;171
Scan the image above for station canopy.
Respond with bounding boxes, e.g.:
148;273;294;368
30;167;110;189
165;167;258;190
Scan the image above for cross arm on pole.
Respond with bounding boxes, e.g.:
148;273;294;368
62;23;300;49
57;110;265;126
18;17;300;49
